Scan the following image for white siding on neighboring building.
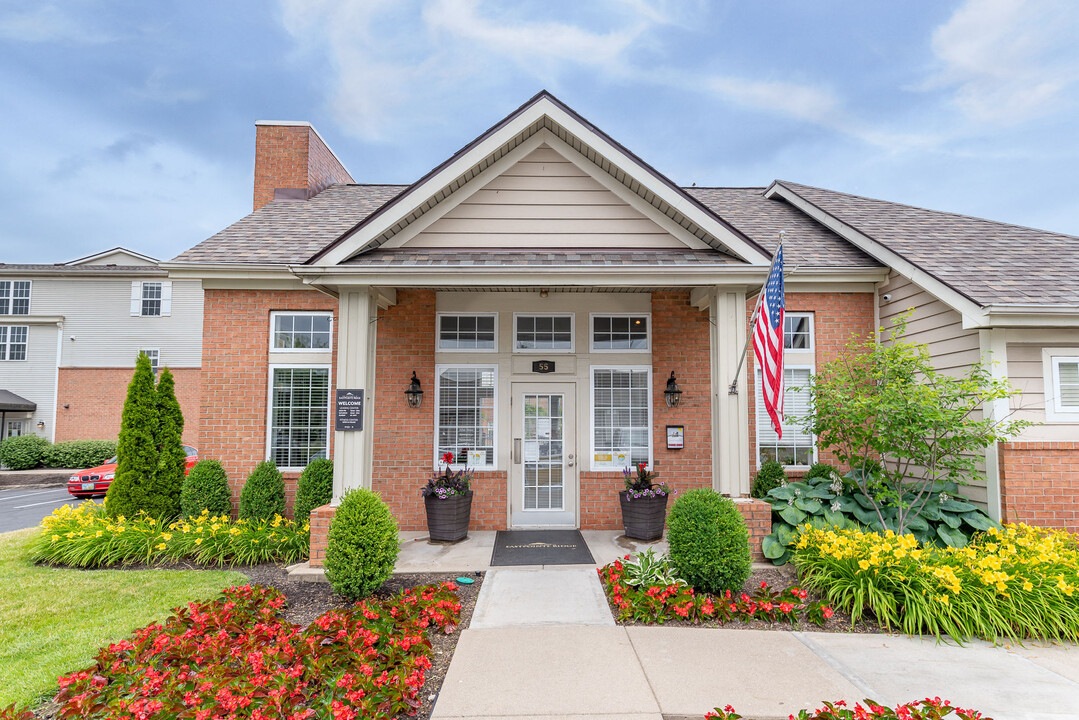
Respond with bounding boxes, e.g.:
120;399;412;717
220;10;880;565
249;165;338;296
0;322;60;440
405;145;690;249
26;277;203;368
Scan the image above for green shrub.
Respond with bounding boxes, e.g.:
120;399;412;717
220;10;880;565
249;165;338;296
106;353;160;519
42;440;117;469
294;458;334;523
239;461;285;521
667;488;750;594
751;460;786;499
324;488;399;600
805;462;837;481
0;435;50;470
146;367;184;519
180;460;233;519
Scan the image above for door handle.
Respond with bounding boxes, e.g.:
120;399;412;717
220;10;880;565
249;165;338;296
513;438;521;464
567;452;575;468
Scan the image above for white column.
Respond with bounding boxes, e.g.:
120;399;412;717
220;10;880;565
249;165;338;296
332;287;377;501
980;327;1009;521
710;289;751;496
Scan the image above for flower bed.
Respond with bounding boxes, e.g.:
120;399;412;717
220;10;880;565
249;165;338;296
709;697;985;720
598;556;833;625
794;523;1079;642
30;503;309;567
1;582;461;720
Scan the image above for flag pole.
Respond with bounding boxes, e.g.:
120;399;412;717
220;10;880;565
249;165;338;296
728;232;784;396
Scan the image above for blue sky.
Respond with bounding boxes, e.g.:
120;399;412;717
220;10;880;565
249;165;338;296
1;0;1077;263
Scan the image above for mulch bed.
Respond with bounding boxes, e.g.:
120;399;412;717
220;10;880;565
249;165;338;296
607;563;885;634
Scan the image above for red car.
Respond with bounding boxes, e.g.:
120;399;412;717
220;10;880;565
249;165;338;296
67;446;199;499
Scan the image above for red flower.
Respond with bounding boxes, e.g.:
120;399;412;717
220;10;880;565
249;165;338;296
441;451;454;465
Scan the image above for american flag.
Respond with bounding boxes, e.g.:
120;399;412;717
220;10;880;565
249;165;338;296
754;244;785;439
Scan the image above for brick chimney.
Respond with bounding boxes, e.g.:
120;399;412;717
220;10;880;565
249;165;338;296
252;121;354;211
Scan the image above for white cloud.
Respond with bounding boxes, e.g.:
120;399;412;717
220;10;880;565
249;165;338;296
926;0;1079;124
0;5;114;44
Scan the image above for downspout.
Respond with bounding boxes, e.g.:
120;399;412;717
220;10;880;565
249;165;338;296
51;319;63;442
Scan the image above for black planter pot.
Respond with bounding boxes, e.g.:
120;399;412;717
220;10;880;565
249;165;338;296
424;490;473;543
619;491;669;541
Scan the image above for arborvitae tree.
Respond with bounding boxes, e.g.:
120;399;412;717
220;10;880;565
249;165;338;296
105;353;159;518
239;461;286;521
146;366;185;518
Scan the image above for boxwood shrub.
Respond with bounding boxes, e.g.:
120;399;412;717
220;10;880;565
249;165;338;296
0;435;50;470
43;440;117;469
750;460;786;499
180;459;233;519
239;461;285;521
294;458;333;523
324;488;400;600
667;488;751;594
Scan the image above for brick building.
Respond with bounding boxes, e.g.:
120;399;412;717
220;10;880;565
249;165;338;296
162;92;1079;559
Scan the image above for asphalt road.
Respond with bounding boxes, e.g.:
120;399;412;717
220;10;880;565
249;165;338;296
0;486;99;533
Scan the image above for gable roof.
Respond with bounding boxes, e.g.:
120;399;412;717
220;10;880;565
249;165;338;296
65;247;157;266
308;91;771;266
768;181;1079;309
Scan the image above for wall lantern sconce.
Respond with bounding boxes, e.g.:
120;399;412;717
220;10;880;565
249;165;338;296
36;421;46;431
664;371;683;408
404;371;424;408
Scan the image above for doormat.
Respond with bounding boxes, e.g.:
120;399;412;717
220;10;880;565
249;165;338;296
490;530;595;566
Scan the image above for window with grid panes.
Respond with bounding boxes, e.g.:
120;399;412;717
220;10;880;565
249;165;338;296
0;281;30;315
515;314;573;350
438;314;496;350
436;367;495;468
0;326;28;361
273;313;331;350
141;282;162;316
591;368;651;469
757;367;815;467
784;313;812;350
269;367;330;468
592;315;649;350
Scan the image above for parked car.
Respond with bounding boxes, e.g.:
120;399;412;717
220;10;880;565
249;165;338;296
67;446;198;499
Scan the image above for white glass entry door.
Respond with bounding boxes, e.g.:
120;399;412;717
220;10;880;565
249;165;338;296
510;382;577;528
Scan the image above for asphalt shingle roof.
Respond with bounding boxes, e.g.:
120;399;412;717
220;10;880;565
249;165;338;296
171;184;407;264
776;181;1079;306
0;264;165;275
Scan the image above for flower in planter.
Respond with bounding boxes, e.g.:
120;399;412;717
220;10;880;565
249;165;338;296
422;451;474;498
622;463;672;500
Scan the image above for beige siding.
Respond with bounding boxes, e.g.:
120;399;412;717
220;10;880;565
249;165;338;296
0;323;59;441
1006;328;1079;442
405;145;687;249
878;271;988;505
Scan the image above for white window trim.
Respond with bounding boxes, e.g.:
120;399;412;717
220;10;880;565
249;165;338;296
131;280;171;317
512;312;575;354
435;312;499;353
268;311;334;353
0;325;29;362
433;363;499;471
589;313;652;353
784;312;814;353
0;279;31;316
1043;349;1079;422
754;364;817;470
589;364;654;472
141;348;160;374
265;363;333;471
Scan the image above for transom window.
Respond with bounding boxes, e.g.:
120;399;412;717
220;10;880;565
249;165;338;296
0;281;30;315
757;367;815;467
141;282;162;316
1053;357;1079;411
268;367;330;469
272;312;332;350
436;366;496;468
438;314;497;351
591;315;649;352
784;313;813;350
591;367;651;470
515;314;573;351
0;326;28;361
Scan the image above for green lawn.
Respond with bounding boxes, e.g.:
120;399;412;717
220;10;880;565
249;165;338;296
0;527;247;708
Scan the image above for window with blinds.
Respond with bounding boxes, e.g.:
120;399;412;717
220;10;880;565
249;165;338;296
591;367;651;470
268;367;330;468
436;366;496;468
757;366;815;467
1054;357;1079;411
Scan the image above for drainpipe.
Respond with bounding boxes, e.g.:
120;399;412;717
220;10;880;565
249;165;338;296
51;319;63;442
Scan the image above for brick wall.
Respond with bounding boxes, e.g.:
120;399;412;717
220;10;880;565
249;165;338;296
999;442;1079;532
734;498;772;561
309;503;334;567
56;366;201;446
746;292;875;480
252;124;353;211
200;288;337;514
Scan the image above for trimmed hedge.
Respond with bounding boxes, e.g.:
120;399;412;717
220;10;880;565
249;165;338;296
667;488;751;594
180;459;233;519
294;458;334;523
750;460;786;499
325;489;399;600
0;435;50;470
239;461;285;521
43;440;117;469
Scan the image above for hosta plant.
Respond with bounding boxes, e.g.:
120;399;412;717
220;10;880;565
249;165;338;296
619;548;686;588
709;697;986;720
